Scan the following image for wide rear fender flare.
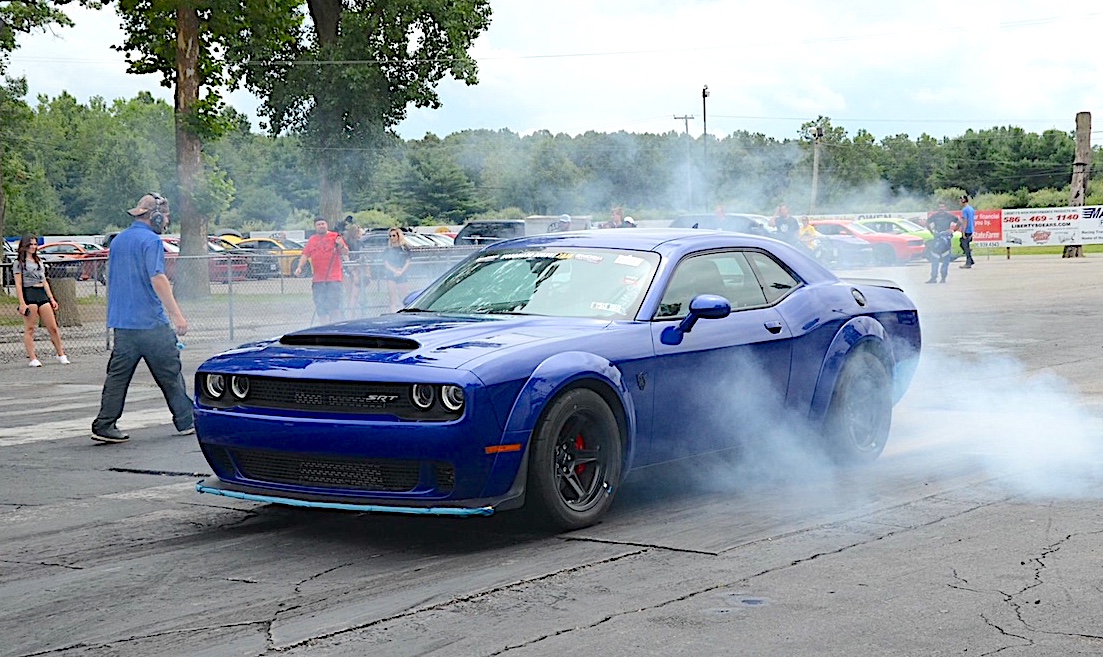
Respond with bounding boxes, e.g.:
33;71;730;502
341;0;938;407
809;316;891;422
502;351;636;461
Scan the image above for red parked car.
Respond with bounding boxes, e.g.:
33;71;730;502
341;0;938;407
162;238;248;282
38;241;109;282
810;220;926;265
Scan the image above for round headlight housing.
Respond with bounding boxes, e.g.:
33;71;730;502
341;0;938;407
204;374;225;399
230;376;250;399
441;385;465;412
411;384;435;410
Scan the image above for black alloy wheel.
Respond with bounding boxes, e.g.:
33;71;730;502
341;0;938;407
823;348;892;465
526;388;622;530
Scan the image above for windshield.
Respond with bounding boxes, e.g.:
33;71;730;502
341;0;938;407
412;247;660;319
844;222;876;234
898;220;927;232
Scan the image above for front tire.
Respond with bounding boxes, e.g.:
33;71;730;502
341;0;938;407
874;244;897;266
823;349;891;465
525;388;622;531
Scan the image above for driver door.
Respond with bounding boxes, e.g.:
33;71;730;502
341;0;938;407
645;250;794;464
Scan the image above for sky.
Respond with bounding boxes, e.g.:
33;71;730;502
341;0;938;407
9;1;1103;143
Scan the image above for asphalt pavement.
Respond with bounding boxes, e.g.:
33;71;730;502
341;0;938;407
3;252;1103;656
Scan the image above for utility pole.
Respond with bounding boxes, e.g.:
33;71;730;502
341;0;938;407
701;85;709;211
810;126;824;215
675;114;694;209
1063;111;1091;258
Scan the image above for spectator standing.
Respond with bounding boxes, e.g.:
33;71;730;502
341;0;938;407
959;194;976;269
603;207;636;229
13;234;69;367
770;203;801;246
92;194;192;443
383;228;412;312
342;220;365;313
296;218;349;324
926;201;960;284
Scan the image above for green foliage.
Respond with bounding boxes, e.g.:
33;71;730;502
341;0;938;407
351;209;398;229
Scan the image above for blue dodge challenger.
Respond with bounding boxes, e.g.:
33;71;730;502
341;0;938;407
194;229;921;530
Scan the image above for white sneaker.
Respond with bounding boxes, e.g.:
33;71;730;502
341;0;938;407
28;359;42;367
57;355;71;365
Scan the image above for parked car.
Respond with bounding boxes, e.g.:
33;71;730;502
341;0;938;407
38;241;108;282
210;237;279;280
232;237;305;277
193;228;922;530
163;238;248;283
454;220;527;245
811;220;926;265
2;240;15;286
668;213;775;238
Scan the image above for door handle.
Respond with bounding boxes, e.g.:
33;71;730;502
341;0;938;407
764;321;783;334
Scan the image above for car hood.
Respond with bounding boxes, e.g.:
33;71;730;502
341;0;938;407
209;313;614;372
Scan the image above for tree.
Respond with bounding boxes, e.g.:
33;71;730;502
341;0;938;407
113;0;300;295
247;0;492;220
0;0;96;257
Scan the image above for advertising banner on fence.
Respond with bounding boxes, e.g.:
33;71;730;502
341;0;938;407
1001;206;1097;247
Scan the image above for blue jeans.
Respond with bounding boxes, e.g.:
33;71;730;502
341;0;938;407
929;253;950;281
94;325;194;433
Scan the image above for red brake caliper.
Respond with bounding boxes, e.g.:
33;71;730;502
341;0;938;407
574;434;586;474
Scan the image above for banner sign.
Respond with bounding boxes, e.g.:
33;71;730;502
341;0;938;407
810;206;1103;248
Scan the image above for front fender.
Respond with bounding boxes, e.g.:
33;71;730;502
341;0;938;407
808;316;889;422
503;350;636;454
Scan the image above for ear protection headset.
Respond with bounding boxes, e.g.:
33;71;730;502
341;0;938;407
148;193;169;234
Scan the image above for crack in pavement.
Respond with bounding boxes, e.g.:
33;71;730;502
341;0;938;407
0;558;82;571
260;548;650;653
14;620;269;657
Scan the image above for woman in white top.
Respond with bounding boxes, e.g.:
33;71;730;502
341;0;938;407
14;234;69;367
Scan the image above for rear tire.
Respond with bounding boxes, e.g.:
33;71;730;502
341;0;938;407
525;388;622;531
823;349;891;465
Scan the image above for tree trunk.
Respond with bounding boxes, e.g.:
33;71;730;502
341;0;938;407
174;5;210;297
319;159;343;221
49;277;81;327
0;130;7;297
309;0;344;221
1063;111;1091;258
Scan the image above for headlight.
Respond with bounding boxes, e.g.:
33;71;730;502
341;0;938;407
441;385;465;412
230;376;250;399
204;374;225;399
411;384;435;410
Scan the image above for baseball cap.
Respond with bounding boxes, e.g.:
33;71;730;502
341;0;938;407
127;194;162;217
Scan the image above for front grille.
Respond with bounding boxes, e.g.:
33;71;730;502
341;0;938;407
230;448;443;492
202;445;236;478
207;377;459;420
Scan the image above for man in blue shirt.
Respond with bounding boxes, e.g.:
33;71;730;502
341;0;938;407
91;194;194;443
959;194;976;269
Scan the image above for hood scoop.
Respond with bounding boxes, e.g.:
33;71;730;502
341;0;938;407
279;333;420;351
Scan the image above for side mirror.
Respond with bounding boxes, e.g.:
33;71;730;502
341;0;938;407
660;294;731;345
402;289;422;306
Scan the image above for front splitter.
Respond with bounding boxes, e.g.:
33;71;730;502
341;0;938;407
195;482;495;517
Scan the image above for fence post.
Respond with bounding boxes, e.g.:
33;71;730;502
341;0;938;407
227;254;235;341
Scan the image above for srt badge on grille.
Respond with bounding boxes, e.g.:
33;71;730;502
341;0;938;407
363;394;399;405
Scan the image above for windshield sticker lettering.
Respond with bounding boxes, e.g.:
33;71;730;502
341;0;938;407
590;301;626;314
614;254;644;267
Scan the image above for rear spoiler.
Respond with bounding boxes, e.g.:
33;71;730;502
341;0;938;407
840;277;904;292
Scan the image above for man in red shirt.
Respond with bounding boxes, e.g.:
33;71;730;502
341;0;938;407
295;218;349;324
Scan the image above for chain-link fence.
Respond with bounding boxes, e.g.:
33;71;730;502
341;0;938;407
0;247;477;363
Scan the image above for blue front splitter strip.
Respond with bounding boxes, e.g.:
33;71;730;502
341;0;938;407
196;482;495;517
